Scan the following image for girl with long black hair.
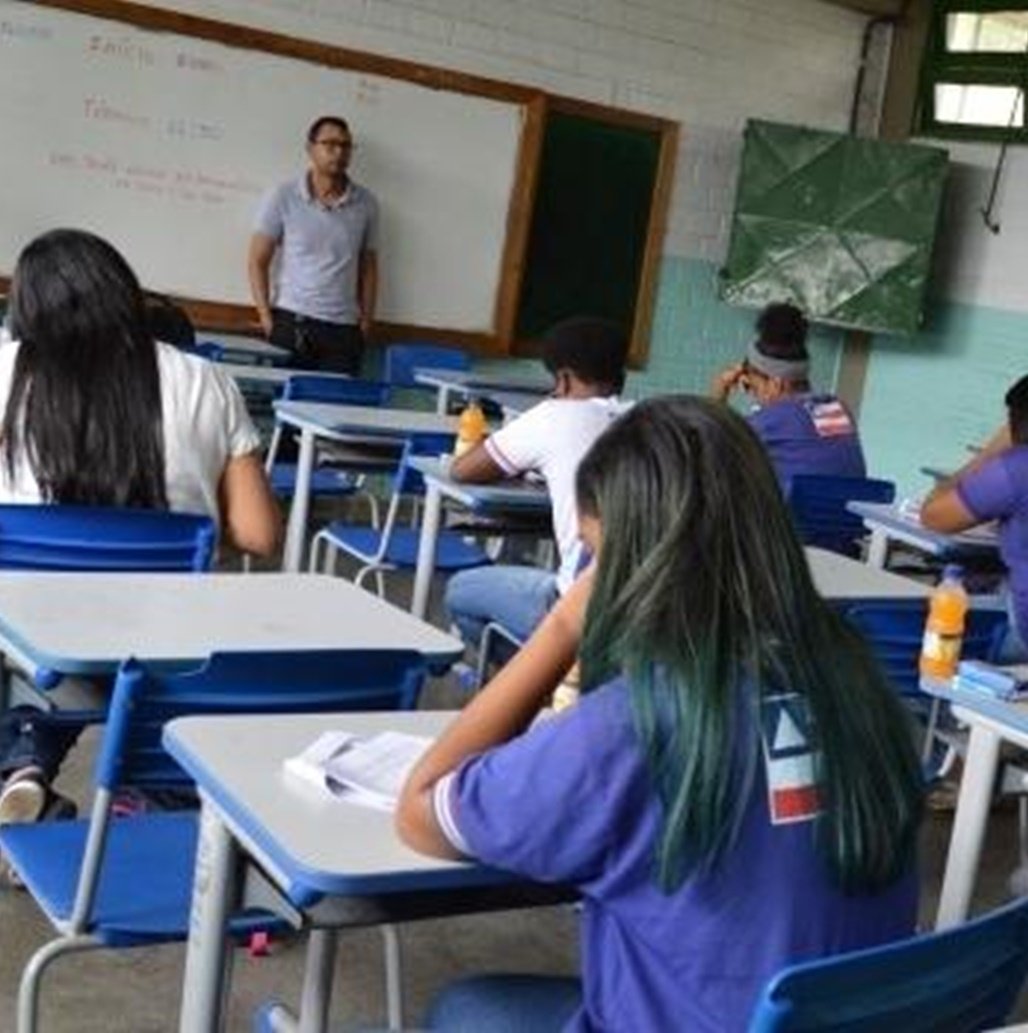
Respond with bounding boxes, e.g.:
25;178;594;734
398;395;923;1033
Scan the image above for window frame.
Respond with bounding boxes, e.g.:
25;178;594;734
919;0;1028;143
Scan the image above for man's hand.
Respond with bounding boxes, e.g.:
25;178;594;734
256;308;273;338
711;363;746;402
359;315;372;341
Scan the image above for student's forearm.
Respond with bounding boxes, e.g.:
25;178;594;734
359;253;378;333
396;572;592;855
924;423;1010;507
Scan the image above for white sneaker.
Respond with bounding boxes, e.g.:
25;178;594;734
0;768;47;826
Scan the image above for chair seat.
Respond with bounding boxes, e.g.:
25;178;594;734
319;524;490;571
0;812;277;946
270;463;360;496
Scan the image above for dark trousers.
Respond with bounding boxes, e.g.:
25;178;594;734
0;706;83;783
270;308;364;375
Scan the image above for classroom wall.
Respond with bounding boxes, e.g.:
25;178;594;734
859;143;1028;497
137;0;867;395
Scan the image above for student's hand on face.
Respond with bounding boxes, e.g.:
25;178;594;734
711;363;746;402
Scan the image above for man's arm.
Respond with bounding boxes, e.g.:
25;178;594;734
248;233;277;338
358;249;378;339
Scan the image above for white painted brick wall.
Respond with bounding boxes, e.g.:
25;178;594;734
141;0;866;264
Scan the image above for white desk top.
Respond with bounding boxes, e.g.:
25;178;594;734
410;458;550;512
219;364;352;386
848;501;998;554
275;401;458;439
805;547;930;601
414;368;550;395
200;334;291;361
0;572;462;674
165;711;506;901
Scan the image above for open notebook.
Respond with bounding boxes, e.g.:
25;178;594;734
284;730;432;811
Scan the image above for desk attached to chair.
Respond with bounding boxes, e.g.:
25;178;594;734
165;710;569;1032
413;367;550;415
0;572;463;676
272;401;459;573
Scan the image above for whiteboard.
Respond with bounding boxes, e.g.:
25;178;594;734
0;2;525;330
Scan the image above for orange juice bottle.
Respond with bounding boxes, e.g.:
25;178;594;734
919;565;969;680
454;400;487;458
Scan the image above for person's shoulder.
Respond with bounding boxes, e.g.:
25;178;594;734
350;180;377;204
156;341;233;395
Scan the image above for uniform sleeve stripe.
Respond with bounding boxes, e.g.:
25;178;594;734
432;773;472;856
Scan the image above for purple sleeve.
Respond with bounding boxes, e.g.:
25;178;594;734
956;454;1019;521
446;682;650;885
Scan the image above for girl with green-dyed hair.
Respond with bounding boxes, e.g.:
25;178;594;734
399;395;923;1033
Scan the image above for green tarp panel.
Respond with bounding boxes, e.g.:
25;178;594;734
719;120;948;336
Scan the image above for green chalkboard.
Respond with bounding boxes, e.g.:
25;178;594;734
515;111;664;345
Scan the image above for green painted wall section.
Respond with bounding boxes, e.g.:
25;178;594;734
860;299;1028;499
477;255;844;402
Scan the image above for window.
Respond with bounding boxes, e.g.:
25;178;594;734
919;3;1028;141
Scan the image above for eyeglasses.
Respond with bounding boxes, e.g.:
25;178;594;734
312;138;354;152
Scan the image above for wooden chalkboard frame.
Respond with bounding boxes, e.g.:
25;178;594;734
15;0;676;363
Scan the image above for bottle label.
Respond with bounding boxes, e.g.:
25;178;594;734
921;629;963;666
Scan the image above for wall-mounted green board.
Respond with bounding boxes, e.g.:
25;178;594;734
719;119;948;336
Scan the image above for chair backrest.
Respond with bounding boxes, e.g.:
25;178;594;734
844;600;1007;700
383;343;471;389
786;475;896;557
180;340;225;361
282;375;390;407
97;650;427;792
391;432;458;499
0;505;216;572
748;896;1028;1032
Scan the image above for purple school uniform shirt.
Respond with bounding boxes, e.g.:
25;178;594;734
748;394;866;489
439;679;918;1033
956;446;1028;644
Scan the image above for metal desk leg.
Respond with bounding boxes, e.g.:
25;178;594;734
866;527;888;568
411;481;442;620
935;723;1002;929
283;428;316;573
296;929;339;1033
435;386;451;415
179;802;240;1032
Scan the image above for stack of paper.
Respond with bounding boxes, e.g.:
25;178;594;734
284;730;432;811
956;661;1028;702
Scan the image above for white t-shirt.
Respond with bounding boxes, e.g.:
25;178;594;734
0;340;262;526
484;395;627;593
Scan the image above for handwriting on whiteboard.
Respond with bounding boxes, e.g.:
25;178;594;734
0;18;52;43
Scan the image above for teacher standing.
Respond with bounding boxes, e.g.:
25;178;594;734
248;116;379;374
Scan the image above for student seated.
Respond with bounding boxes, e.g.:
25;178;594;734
443;316;628;648
0;228;281;832
712;302;866;489
921;374;1028;662
398;396;922;1033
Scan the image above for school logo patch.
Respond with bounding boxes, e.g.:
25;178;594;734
806;399;854;439
760;693;821;825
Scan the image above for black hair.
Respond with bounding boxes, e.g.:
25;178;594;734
306;116;350;143
540;316;628;393
145;292;195;349
1006;373;1028;445
755;302;809;361
4;228;168;508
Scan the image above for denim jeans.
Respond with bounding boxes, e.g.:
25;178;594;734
444;564;559;648
425;974;582;1032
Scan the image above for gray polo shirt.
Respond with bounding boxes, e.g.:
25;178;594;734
254;175;379;326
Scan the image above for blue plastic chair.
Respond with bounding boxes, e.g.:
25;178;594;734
0;504;215;572
786;474;896;557
178;340;224;361
844;600;1008;778
0;648;427;1033
382;343;471;401
748;895;1028;1032
310;432;491;599
0;505;216;702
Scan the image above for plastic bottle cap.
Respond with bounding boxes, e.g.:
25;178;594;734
942;563;964;581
